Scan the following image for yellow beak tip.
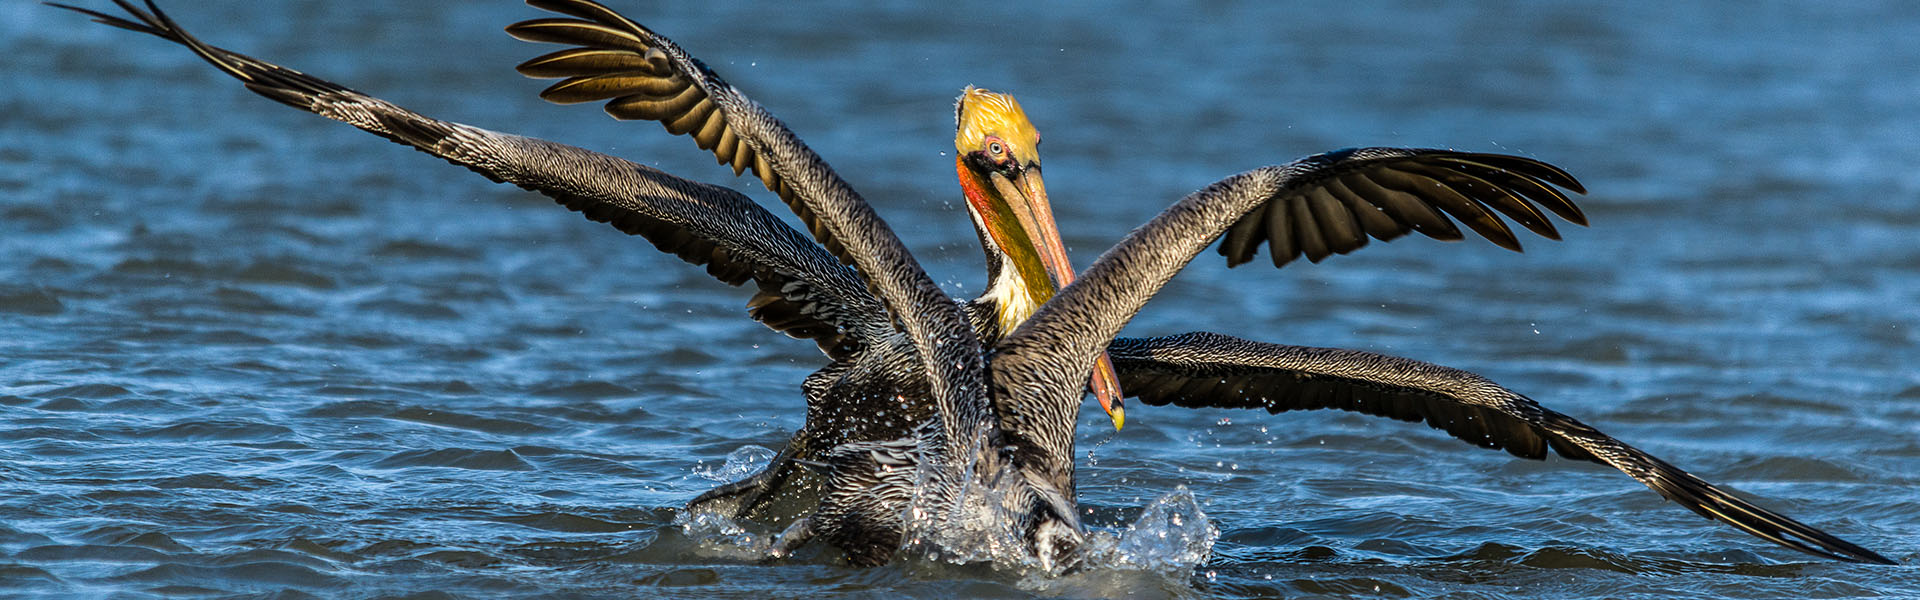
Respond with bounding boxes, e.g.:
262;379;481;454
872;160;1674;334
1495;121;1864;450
1109;406;1125;431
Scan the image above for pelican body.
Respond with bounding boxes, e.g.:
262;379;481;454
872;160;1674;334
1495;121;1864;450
58;0;1893;569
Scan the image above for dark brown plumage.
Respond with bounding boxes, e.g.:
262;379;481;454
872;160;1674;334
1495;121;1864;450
1110;333;1888;563
56;0;1893;569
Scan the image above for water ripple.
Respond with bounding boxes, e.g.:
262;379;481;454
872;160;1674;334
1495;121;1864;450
4;1;1917;598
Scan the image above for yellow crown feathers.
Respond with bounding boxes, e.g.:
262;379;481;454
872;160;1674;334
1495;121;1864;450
954;86;1041;165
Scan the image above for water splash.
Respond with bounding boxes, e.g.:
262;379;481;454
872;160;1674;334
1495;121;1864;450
1083;486;1220;576
900;461;1218;579
695;444;774;483
672;510;770;560
675;445;778;558
897;431;1050;571
919;473;1044;570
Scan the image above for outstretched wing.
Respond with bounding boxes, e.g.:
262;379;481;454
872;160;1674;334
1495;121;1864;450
1108;332;1894;565
55;0;889;359
1003;148;1588;370
508;0;997;465
1216;148;1586;267
507;0;867;270
988;148;1587;479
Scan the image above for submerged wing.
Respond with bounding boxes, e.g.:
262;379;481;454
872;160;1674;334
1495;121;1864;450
1108;332;1894;565
507;0;867;271
55;0;889;358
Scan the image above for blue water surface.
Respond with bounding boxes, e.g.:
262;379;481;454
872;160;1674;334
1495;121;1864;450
3;1;1917;598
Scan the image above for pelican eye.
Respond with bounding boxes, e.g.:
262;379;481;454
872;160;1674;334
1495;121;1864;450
969;137;1017;173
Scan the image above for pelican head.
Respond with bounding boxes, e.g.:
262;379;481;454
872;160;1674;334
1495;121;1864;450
952;86;1125;431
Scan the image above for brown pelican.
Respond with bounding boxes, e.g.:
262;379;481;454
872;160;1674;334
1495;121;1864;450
58;0;1893;568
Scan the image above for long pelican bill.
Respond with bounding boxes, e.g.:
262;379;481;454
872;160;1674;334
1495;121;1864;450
953;87;1125;429
987;166;1127;430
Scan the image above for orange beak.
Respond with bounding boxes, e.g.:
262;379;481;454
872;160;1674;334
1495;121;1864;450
970;161;1126;430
